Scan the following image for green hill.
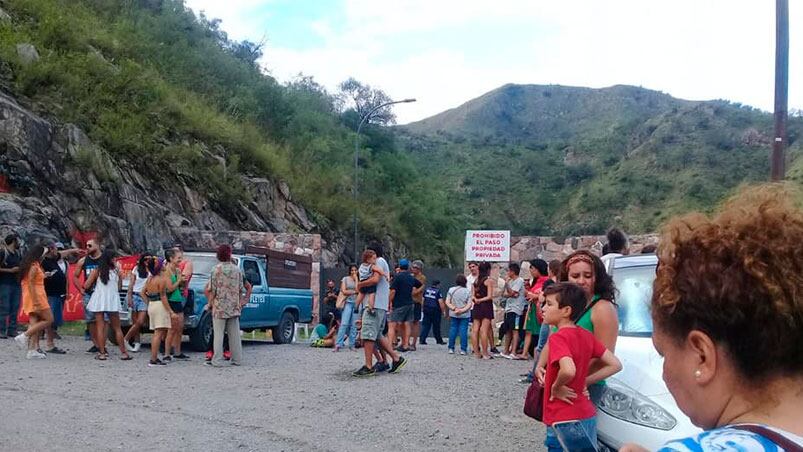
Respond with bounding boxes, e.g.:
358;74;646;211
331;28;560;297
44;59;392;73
400;84;803;236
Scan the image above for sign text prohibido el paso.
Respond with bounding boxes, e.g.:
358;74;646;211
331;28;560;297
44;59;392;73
465;230;510;262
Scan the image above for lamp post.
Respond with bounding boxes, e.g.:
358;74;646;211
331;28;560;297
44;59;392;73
771;0;789;181
353;98;416;260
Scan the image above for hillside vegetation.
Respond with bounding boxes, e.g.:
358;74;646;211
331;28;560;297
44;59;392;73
401;84;803;236
0;0;463;264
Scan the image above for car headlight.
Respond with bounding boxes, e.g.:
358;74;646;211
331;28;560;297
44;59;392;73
598;378;677;430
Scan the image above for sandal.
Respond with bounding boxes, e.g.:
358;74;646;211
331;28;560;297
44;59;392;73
120;354;132;361
95;354;107;361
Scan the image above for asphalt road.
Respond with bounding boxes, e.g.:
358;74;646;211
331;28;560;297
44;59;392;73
0;335;545;451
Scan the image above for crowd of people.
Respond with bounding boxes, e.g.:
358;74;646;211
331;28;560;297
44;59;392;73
2;183;802;450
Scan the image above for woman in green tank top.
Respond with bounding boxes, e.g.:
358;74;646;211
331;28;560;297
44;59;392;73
536;250;619;403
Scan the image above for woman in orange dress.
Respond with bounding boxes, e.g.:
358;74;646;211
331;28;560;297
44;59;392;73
13;244;54;359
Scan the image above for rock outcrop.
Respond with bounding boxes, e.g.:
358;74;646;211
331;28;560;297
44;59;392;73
0;90;338;262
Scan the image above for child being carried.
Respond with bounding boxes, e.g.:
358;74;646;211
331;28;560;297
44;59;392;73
356;249;388;313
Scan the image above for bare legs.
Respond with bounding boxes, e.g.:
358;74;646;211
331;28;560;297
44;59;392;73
123;311;146;346
150;328;166;362
471;318;493;359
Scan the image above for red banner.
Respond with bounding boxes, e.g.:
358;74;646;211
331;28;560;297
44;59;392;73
18;254;140;323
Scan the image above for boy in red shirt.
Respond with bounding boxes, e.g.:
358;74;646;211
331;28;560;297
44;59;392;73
538;283;622;451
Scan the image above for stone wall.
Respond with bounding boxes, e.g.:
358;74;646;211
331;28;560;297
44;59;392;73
509;234;659;263
172;229;322;323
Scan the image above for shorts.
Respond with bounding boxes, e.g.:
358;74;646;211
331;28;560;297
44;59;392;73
359;285;377;295
132;294;148;312
148;301;171;330
48;295;65;328
503;311;525;332
82;293;94;322
390;304;415;323
471;301;494;320
169;301;184;313
413;303;422;322
360;308;387;342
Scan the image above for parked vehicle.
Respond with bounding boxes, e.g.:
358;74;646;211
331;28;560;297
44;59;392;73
116;247;313;350
597;253;700;451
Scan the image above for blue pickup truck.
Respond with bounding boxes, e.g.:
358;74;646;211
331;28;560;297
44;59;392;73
118;247;314;350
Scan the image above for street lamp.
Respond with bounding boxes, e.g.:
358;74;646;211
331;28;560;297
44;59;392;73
353;98;416;260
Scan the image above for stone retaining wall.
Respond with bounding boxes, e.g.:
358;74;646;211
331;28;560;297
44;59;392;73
509;234;659;263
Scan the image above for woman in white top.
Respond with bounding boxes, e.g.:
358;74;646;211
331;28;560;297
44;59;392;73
123;254;151;352
85;249;130;361
445;274;472;355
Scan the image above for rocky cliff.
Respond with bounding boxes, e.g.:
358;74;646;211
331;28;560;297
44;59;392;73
0;89;344;265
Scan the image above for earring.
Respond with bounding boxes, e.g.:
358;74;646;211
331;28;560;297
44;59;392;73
694;369;702;379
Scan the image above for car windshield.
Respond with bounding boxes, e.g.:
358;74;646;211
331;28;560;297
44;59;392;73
612;264;655;336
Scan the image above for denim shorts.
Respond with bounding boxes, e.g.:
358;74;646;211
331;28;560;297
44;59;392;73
131;294;148;312
48;295;65;328
545;416;597;452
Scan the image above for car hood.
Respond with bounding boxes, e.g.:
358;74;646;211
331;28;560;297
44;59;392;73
615;335;669;397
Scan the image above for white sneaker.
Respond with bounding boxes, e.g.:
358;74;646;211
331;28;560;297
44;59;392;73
132;342;141;353
448;349;454;354
125;341;135;352
459;350;467;355
26;349;47;359
14;333;27;349
499;353;511;359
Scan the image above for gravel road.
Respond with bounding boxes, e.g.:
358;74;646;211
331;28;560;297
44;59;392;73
0;335;545;451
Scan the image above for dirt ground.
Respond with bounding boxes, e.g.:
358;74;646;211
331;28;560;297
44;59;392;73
0;335;545;451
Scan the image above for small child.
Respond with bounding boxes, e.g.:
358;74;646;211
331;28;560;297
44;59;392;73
356;249;388;312
539;282;622;452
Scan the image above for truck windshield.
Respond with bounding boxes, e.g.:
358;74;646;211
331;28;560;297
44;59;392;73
612;264;655;337
184;253;239;277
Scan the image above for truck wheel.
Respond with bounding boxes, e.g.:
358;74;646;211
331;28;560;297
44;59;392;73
108;325;131;346
272;312;295;344
188;313;213;351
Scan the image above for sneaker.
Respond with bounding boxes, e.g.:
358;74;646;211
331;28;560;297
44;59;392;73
125;341;135;352
448;349;454;354
26;349;47;359
205;350;213;361
373;361;390;373
352;366;376;377
14;333;27;349
174;353;191;360
223;351;232;360
436;341;446;345
45;347;66;355
0;333;7;339
490;347;501;355
86;345;99;354
132;343;141;353
84;330;91;341
148;359;166;367
518;375;533;384
389;356;407;374
499;353;511;359
53;331;63;340
419;340;427;345
459;350;467;355
162;355;173;363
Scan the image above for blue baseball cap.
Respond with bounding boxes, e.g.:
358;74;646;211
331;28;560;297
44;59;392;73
398;259;410;270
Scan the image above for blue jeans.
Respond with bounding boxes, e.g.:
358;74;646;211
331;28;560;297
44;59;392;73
335;302;358;348
0;283;21;335
545;417;597;452
447;316;469;352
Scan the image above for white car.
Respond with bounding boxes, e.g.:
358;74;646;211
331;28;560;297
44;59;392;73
596;254;700;451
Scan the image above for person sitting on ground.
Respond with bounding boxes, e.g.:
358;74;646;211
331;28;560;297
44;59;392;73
311;311;340;348
538;282;622;452
621;184;803;451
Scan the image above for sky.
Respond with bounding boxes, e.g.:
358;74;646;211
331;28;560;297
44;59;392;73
184;0;801;125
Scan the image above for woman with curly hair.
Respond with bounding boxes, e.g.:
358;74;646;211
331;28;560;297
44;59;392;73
535;250;619;400
622;184;803;451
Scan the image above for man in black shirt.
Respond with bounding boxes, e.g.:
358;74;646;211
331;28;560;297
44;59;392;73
0;234;22;338
388;259;422;353
41;242;79;352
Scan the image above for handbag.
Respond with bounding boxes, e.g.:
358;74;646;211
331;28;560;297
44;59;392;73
523;377;545;422
335;288;347;310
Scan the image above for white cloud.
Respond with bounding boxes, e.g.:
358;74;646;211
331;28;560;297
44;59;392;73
186;0;801;124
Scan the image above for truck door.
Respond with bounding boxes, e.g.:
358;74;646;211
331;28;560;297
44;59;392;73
240;258;268;328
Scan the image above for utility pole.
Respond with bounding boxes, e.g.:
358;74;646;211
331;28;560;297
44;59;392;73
771;0;789;181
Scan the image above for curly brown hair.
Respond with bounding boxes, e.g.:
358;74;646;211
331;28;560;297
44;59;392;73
652;183;803;380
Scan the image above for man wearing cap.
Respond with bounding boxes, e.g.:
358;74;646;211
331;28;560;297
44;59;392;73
388;259;421;353
41;242;81;353
0;234;22;338
409;259;426;351
419;279;445;345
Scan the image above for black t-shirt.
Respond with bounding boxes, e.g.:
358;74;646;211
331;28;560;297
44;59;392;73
42;256;68;297
0;249;21;286
390;271;422;307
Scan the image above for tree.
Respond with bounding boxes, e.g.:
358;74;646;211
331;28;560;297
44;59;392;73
337;77;396;125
